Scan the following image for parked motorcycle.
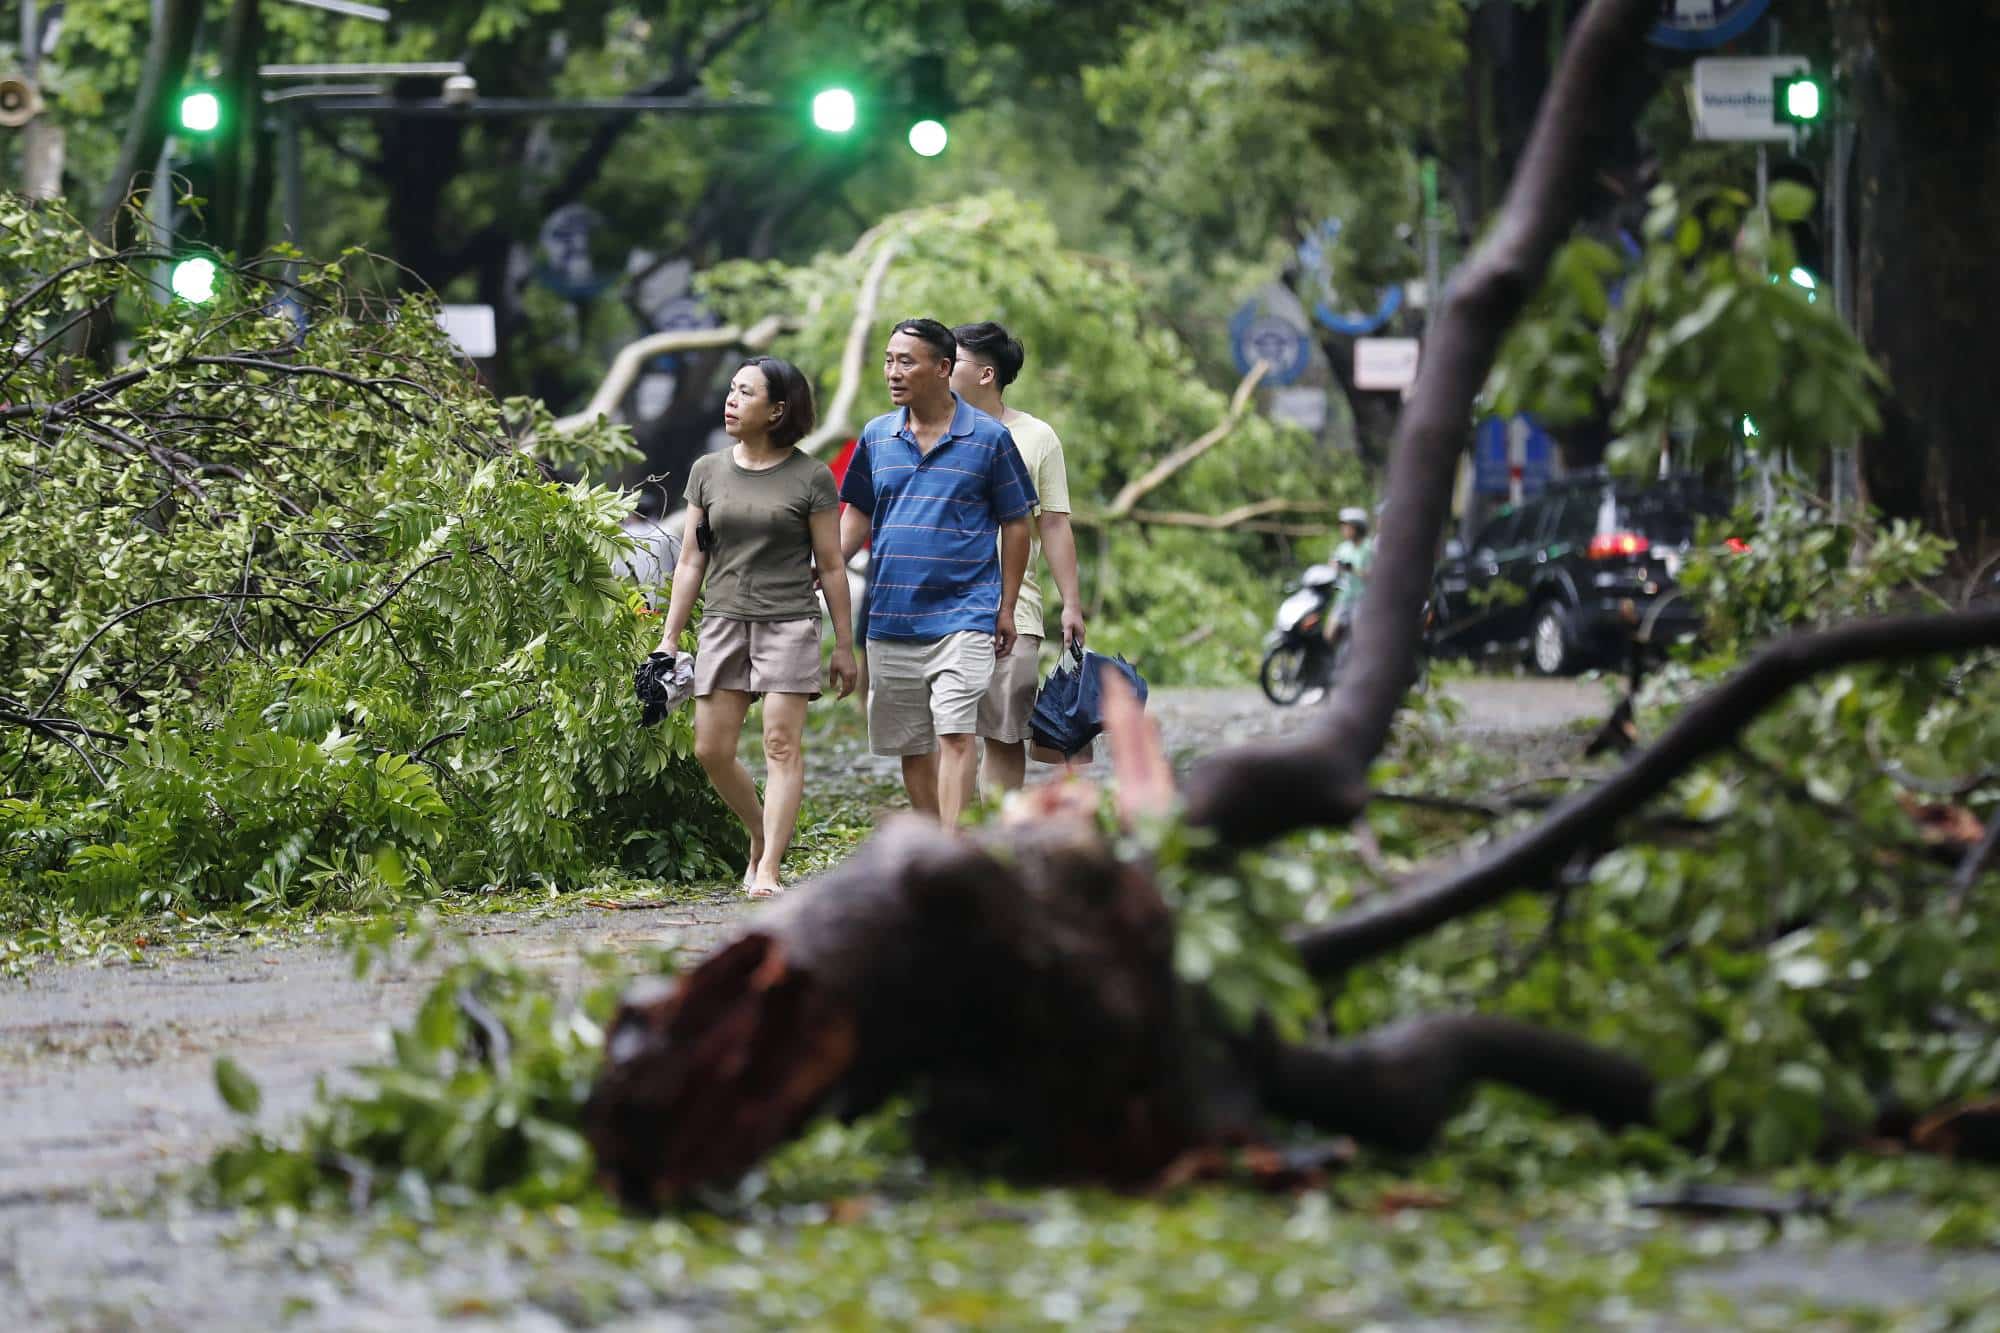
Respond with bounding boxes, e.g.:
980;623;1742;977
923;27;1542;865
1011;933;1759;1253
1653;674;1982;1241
1259;563;1346;706
1258;565;1434;706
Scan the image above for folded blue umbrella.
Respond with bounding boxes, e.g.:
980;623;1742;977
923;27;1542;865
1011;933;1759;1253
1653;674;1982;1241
1029;646;1149;758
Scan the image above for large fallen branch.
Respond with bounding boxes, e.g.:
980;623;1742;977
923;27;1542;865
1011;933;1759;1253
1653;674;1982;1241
551;316;790;436
1293;607;2000;973
1072;497;1333;537
797;229;907;458
1182;0;1661;848
1103;360;1271;519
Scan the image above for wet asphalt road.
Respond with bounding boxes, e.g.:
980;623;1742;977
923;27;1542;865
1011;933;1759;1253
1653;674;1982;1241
1;678;1633;1329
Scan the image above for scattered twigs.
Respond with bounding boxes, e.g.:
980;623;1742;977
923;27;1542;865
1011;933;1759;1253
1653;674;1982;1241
1181;0;1663;849
297;550;464;668
1292;607;2000;976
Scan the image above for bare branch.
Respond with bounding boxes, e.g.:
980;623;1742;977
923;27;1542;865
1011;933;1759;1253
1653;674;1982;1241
1293;608;2000;976
1183;0;1663;848
797;231;910;458
552;317;790;436
1074;498;1332;536
1104;360;1271;519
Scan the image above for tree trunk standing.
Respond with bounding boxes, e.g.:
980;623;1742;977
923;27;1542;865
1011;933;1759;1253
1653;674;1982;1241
1320;332;1405;469
1838;1;2000;566
211;0;261;255
379;115;469;290
92;0;201;249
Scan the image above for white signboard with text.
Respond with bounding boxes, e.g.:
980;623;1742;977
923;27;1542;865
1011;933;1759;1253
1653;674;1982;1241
1692;54;1807;143
1353;337;1420;392
437;304;497;359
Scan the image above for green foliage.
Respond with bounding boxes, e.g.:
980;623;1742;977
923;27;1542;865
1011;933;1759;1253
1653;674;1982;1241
702;193;1368;684
1486;185;1886;475
1082;0;1465;304
1680;495;1953;659
1333;512;1997;1166
0;198;735;919
210;947;660;1210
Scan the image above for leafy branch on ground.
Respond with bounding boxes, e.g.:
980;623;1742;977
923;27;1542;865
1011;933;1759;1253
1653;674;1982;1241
0;197;741;939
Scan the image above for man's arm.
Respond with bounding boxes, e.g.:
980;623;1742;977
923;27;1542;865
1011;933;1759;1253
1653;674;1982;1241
1037;510;1086;649
995;516;1030;659
839;504;871;562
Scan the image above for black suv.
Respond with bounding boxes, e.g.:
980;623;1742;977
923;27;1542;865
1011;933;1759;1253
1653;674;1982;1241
1428;472;1730;674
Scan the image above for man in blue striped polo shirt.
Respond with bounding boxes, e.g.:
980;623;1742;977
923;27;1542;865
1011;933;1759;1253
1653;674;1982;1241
839;318;1036;826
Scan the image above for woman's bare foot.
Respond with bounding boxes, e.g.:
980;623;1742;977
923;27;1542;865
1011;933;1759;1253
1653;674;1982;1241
743;840;765;890
746;861;784;899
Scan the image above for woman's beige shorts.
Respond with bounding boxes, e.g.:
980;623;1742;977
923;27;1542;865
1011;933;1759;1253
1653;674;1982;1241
694;615;822;699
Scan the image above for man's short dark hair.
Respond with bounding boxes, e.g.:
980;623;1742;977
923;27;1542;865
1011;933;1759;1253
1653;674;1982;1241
890;317;956;365
951;321;1025;389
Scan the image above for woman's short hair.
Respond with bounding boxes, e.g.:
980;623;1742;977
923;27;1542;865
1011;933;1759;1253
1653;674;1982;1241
745;356;817;449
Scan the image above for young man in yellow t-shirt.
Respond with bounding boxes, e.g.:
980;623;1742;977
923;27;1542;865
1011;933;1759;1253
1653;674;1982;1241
950;321;1087;793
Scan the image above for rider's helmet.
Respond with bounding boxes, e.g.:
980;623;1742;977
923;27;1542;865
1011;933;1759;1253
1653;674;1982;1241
1338;506;1369;531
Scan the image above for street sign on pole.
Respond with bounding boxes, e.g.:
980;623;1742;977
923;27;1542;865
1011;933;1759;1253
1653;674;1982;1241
438;304;497;359
1229;293;1313;387
1650;0;1773;51
1691;55;1808;143
1353;338;1420;392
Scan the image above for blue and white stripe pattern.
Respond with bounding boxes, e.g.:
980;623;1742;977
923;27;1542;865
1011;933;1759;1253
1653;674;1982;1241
839;396;1037;642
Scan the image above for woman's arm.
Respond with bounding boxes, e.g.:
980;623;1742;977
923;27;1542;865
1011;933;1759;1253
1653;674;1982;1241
653;504;709;654
810;506;858;697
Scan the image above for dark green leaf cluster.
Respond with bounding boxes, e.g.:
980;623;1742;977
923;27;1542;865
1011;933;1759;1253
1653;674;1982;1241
209;948;661;1211
1486;184;1884;473
0;197;735;919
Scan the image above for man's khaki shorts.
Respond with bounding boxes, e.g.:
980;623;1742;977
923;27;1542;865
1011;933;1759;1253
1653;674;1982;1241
694;615;821;698
867;631;995;756
976;634;1041;744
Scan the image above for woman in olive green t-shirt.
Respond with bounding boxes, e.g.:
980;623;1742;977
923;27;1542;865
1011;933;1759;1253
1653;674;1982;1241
652;357;857;896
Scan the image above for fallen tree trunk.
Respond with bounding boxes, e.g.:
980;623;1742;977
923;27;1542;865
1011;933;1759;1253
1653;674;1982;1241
584;796;1657;1207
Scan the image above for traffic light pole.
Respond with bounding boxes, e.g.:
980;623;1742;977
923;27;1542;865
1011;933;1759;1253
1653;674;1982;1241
1828;118;1858;517
279;104;303;280
267;90;779;270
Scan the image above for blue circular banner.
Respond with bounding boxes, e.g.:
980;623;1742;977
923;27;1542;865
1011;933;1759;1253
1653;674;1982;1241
1229;300;1312;386
1648;0;1772;52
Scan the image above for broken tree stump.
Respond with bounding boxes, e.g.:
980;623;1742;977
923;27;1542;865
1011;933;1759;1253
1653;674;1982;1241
583;797;1660;1208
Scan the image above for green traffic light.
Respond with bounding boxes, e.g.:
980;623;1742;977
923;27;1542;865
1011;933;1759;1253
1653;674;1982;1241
1784;77;1822;123
812;88;857;133
178;89;222;134
170;255;219;304
907;118;947;157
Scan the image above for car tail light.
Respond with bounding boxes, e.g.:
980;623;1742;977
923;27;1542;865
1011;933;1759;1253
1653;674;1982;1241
1587;531;1650;560
1724;536;1752;553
